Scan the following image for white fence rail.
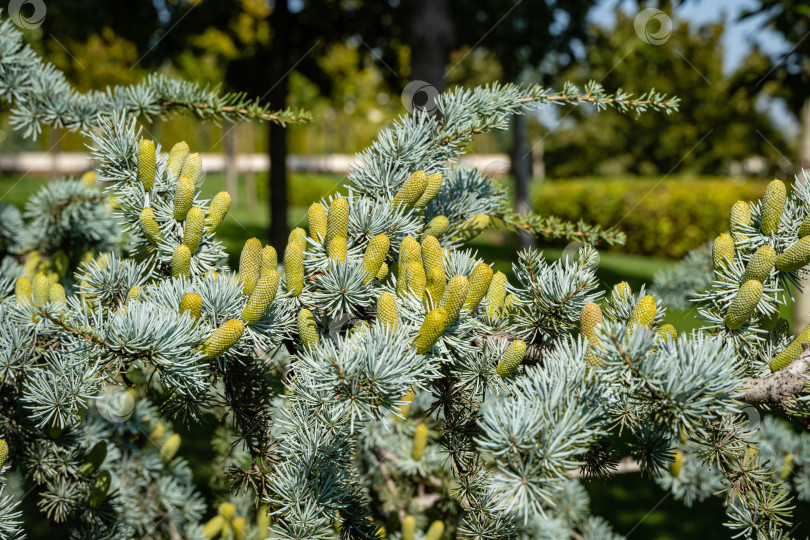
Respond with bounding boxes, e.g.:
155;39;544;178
0;152;511;176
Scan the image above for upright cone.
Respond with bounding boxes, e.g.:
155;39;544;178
137;139;156;191
308;202;328;241
298;309;319;349
760;179;786;235
239;238;263;295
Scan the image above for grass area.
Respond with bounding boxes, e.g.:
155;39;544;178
6;172;808;538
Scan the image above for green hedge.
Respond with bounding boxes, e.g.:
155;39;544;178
533;176;769;258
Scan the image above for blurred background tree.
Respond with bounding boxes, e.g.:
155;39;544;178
548;10;791;178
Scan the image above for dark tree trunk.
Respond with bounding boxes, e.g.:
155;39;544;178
404;0;454;92
268;0;292;254
511;114;535;250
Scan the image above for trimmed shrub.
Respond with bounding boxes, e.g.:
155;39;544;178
533;176;768;258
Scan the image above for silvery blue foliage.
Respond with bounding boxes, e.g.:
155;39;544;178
6;23;809;538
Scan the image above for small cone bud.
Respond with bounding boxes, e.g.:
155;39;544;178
425;267;446;307
87;470;111;509
81;171;96;188
261;245;278;276
298;308;319;349
285;243;304;296
800;214;810;238
741;245;776;283
239;238;263;295
327;236;347;263
137;139;156;191
0;439;7;468
289;227;307;252
712;234;735;272
392;171;428;208
166;142;190;182
423;215;450;238
126;286;141;305
202;319;245;359
48;283;66;305
171;245;192;278
456;213;490;241
362;234;390;282
243;270;280;324
397;236;422;296
497;339;527;378
729;201;752;242
308;203;328;241
173;176;195;221
218;502;236;520
397;390;415;420
670;450;684;476
138;208;161;246
160;433;181;462
326;197;349;245
32;272;49;307
412;423;428;460
486;271;508;319
180;293;202;321
414;173;443;208
771;323;810;371
725;280;763;330
776;236;810;272
414;307;450;353
438;275;469;322
180;152;202;183
377;293;398;330
426;521;445;540
376;261;389;280
149;423;165;443
206;191;231;234
421;235;444;275
15;277;31;304
464;263;493;312
628;295;656;327
405;261;426;298
183;207;205;253
78;441;107;477
402;515;416;540
657;323;677;341
613;281;632;302
580;302;603;340
760;179;786;235
202;516;225;539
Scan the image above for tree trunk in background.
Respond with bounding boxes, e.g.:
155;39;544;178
404;0;453;91
793;97;810;333
511;114;535;250
244;123;257;212
268;0;292;254
533;135;545;181
224;122;238;206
